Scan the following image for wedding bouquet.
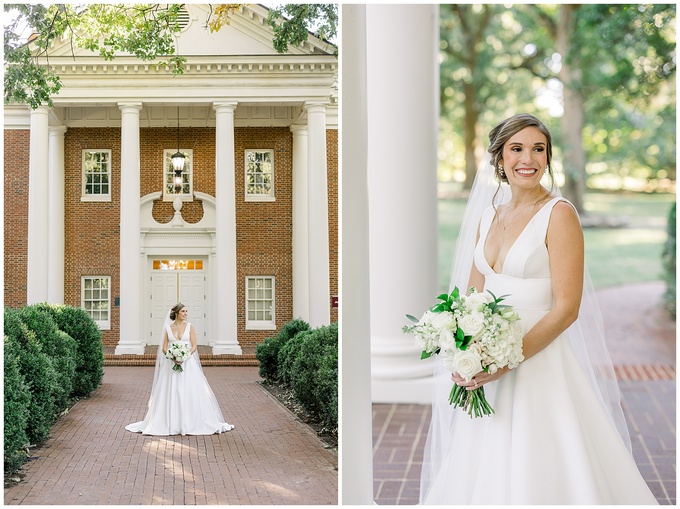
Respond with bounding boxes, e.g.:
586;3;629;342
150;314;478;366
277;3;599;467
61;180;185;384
165;342;191;372
403;287;524;417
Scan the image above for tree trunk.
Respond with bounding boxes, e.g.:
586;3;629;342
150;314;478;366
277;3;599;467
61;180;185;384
463;83;479;189
557;4;586;212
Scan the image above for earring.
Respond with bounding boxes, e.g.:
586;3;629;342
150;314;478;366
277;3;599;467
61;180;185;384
498;165;505;178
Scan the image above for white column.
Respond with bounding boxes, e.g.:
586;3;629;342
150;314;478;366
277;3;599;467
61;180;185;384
367;4;440;403
305;102;331;328
26;106;50;304
340;4;374;504
115;102;145;355
290;125;310;321
48;125;67;304
212;101;242;355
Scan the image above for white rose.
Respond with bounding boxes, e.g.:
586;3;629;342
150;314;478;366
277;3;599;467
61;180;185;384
465;292;494;311
451;349;483;382
458;311;485;336
431;311;456;330
419;310;437;326
439;329;456;350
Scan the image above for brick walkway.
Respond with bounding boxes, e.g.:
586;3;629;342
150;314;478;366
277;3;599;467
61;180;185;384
373;281;676;505
5;367;337;505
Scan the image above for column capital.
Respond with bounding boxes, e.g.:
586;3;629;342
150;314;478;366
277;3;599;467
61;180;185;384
49;125;68;136
303;101;329;114
290;124;308;135
30;105;50;117
117;102;143;113
213;101;238;113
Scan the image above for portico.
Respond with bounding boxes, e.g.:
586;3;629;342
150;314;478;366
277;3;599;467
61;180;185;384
4;4;338;355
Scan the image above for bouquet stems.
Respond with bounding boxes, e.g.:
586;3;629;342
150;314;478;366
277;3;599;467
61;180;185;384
448;384;495;418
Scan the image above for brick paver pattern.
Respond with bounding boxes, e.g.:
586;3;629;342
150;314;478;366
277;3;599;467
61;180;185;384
373;282;676;505
5;367;338;505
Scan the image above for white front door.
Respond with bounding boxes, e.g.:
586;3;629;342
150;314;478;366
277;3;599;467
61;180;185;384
149;269;207;345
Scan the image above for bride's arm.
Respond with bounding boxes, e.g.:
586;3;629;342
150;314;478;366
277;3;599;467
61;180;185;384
520;201;583;361
189;324;198;355
162;329;169;356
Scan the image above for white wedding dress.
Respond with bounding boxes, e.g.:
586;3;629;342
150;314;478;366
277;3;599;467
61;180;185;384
125;322;234;436
421;197;657;504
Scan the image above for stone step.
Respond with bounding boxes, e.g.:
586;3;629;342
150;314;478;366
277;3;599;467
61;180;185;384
103;345;259;367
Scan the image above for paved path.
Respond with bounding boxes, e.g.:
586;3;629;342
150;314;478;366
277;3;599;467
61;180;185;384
5;367;337;505
373;281;676;504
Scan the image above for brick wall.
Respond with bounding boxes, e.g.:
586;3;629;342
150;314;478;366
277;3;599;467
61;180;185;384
6;125;338;349
4;130;30;308
328;129;339;324
64;128;121;345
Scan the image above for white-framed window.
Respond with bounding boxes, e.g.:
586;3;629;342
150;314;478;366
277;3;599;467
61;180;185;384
81;276;111;330
163;149;193;201
245;276;276;330
245;149;274;201
81;149;112;201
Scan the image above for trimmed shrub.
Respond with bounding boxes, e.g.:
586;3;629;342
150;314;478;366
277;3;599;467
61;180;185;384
277;329;312;386
18;306;77;413
4;336;30;474
662;202;676;318
316;341;339;431
4;308;59;444
33;303;104;397
256;318;310;382
289;323;338;424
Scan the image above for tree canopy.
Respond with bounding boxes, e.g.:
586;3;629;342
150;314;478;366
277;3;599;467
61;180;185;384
439;4;675;203
4;3;338;109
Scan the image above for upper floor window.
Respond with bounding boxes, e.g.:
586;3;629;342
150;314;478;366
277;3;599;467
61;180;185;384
82;276;111;330
245;149;274;201
82;150;111;201
163;149;193;201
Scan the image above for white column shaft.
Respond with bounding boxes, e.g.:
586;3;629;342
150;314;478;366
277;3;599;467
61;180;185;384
27;106;50;304
340;4;374;504
290;125;310;321
212;102;242;355
115;102;145;355
48;126;67;304
367;5;440;403
305;103;331;328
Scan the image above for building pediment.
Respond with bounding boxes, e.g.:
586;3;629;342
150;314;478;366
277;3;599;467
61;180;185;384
41;4;335;59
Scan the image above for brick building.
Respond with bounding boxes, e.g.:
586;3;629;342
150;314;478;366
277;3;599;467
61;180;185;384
4;4;338;355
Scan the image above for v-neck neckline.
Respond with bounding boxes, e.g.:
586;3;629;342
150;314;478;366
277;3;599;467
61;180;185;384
482;197;557;275
171;322;188;342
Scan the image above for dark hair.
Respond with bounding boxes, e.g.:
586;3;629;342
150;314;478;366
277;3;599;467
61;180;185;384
170;303;186;321
487;113;554;185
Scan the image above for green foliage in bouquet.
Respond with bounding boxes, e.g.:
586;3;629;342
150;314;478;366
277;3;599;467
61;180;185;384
34;303;104;397
4;336;31;475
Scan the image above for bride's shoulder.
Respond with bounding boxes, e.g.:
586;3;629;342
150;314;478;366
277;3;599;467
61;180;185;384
548;199;581;230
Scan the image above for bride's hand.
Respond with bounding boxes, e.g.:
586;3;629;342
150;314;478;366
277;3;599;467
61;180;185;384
452;367;509;390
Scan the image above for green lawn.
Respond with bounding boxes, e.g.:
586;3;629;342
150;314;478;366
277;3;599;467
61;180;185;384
438;192;675;292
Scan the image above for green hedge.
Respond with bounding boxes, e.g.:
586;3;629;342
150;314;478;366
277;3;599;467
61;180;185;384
257;320;338;434
4;336;30;474
18;306;77;414
4;304;104;475
4;308;59;445
34;303;104;396
256;318;310;382
662;202;676;318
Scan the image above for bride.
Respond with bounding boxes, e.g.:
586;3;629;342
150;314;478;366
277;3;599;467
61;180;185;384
126;302;234;435
420;114;657;504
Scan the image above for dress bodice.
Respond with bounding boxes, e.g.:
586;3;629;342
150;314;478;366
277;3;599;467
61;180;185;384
474;197;566;313
166;322;191;343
